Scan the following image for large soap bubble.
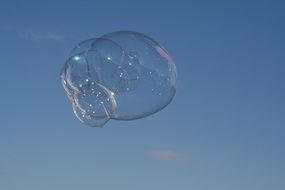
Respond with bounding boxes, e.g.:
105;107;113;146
60;31;177;127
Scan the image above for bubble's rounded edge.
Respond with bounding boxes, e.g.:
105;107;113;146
60;60;76;96
101;31;172;58
72;101;111;128
90;37;126;64
100;30;150;40
69;38;97;57
63;52;90;94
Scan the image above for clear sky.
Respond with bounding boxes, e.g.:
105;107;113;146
0;0;284;189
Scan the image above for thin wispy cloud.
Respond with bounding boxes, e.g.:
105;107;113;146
19;31;65;42
149;149;187;162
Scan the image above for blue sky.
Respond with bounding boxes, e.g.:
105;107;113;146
0;0;284;189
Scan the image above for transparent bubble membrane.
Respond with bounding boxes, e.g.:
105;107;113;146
60;31;177;127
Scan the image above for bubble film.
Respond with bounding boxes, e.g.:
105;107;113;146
60;31;177;127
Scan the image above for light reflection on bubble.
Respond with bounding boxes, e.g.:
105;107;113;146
60;31;177;127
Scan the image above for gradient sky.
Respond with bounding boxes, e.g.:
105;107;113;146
0;0;284;189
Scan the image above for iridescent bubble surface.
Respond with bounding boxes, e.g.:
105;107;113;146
60;31;177;127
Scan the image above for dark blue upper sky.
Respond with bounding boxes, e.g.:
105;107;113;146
0;0;284;189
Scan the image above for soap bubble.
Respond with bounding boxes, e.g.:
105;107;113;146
60;31;177;127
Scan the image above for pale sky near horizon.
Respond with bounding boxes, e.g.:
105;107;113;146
0;0;284;189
